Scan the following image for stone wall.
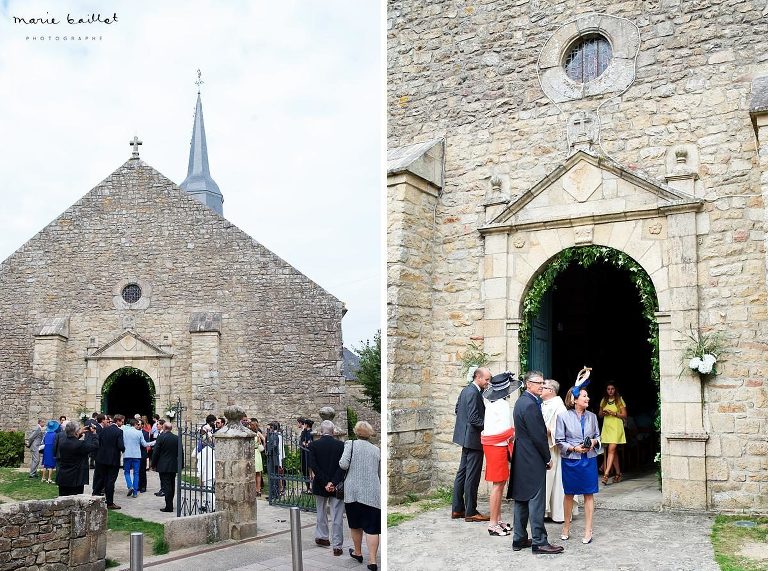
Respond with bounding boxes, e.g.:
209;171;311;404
0;495;106;570
0;159;345;431
388;0;768;511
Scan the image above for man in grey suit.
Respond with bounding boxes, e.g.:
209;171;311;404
451;367;491;522
511;370;563;554
26;419;45;478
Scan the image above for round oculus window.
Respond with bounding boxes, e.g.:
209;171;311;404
564;34;612;83
121;284;142;304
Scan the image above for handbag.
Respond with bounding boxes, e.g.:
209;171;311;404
38;444;45;452
258;444;265;453
336;441;354;500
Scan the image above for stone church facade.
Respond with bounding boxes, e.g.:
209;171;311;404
0;94;346;431
388;2;768;512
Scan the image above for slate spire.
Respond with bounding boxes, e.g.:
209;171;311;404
180;87;224;216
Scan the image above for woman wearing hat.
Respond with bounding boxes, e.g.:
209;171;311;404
555;380;601;545
41;419;60;483
480;372;521;537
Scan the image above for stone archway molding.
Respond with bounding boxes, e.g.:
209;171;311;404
100;366;156;412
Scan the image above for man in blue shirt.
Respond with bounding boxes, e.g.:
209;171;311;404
122;418;153;498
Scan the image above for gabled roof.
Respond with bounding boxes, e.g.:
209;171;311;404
481;150;703;234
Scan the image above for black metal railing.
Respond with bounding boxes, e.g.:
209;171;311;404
266;425;316;512
173;400;216;516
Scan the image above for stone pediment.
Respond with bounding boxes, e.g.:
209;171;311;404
86;331;172;360
481;151;702;233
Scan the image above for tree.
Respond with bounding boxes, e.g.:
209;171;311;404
354;330;381;411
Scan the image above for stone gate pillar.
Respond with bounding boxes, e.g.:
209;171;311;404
214;405;258;540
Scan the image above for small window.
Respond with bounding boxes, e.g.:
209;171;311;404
564;35;612;83
121;284;142;304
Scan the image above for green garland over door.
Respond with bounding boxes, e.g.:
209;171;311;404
518;245;660;428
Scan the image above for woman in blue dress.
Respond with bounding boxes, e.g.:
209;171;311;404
41;420;60;483
555;385;601;545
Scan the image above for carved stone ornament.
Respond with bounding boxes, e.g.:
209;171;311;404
649;221;663;235
512;236;526;249
574;226;594;244
218;404;254;435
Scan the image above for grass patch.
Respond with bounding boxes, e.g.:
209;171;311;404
711;515;768;571
387;513;416;527
105;558;120;568
388;487;454;527
107;512;169;555
0;468;58;500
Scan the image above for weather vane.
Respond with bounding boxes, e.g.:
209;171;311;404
195;69;204;93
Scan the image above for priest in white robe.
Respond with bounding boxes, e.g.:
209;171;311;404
541;379;574;523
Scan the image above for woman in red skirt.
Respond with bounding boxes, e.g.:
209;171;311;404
481;372;522;537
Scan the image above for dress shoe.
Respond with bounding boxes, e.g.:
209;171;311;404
160;507;174;512
107;504;121;510
127;490;134;497
512;538;533;551
315;538;330;547
333;548;343;556
154;491;165;496
367;565;377;571
451;511;465;519
532;543;564;554
464;513;490;522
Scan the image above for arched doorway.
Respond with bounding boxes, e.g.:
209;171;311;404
522;246;659;475
101;367;156;419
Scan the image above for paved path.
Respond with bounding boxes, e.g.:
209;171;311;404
388;500;718;571
95;469;378;570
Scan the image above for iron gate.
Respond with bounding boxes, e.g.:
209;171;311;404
173;400;216;516
266;424;316;512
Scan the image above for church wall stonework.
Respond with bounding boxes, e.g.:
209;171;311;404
388;0;768;511
0;160;346;429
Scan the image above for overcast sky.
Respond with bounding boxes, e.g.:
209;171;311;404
0;0;382;349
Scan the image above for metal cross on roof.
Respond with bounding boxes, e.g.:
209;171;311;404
129;136;142;159
195;68;204;93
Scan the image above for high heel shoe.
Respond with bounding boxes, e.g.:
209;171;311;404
497;520;512;532
349;548;363;563
582;533;593;544
488;524;510;536
560;528;570;540
613;473;622;483
601;474;609;485
367;565;378;571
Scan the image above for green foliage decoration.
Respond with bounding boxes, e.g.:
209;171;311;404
518;245;661;429
0;431;24;467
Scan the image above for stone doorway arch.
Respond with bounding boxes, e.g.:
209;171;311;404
101;366;156;419
478;151;707;509
521;246;660;476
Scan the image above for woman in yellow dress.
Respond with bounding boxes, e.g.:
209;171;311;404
599;383;627;485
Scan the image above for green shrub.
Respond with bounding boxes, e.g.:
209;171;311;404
347;407;358;440
0;431;24;467
283;448;301;475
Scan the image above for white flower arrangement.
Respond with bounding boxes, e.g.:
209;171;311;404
683;326;724;380
165;409;176;419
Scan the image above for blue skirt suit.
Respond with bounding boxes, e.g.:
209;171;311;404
42;431;58;469
555;409;601;495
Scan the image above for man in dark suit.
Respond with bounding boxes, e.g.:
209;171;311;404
451;366;491;522
511;370;563;554
93;414;125;510
151;420;180;513
56;421;99;496
308;420;345;555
